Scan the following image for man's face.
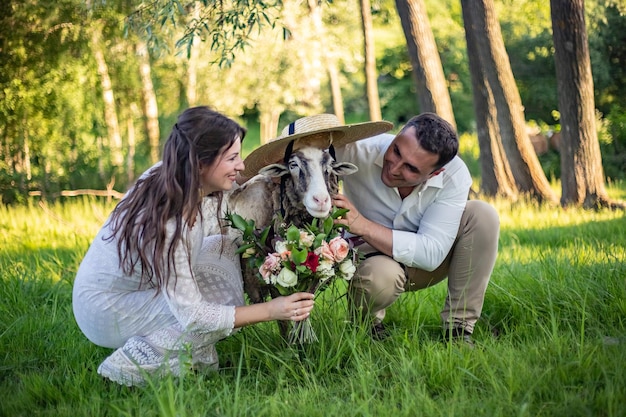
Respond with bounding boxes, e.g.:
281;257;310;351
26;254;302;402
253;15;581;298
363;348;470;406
381;126;442;189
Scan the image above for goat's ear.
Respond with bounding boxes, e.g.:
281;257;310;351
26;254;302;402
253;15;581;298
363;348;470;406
258;163;289;178
332;161;359;176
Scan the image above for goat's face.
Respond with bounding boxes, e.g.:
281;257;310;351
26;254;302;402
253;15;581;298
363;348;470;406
258;147;358;218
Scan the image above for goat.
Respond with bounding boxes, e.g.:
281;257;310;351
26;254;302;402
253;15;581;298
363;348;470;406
225;146;358;304
202;146;357;340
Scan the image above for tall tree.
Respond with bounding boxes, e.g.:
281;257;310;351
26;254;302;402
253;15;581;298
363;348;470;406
327;61;346;124
465;0;557;203
126;102;139;183
550;0;616;208
394;0;456;129
360;0;382;121
185;2;201;108
91;22;123;169
136;41;161;165
461;0;517;198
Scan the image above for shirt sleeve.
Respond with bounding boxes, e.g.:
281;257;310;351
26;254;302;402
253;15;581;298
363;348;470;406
392;177;470;270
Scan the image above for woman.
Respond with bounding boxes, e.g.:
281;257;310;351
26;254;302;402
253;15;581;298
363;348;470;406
73;106;314;386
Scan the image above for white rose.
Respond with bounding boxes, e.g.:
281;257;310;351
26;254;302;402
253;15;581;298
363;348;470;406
299;231;315;247
317;260;335;281
274;240;289;254
276;268;298;288
339;259;356;280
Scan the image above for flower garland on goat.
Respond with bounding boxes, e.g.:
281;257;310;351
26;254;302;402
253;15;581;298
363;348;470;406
226;207;361;344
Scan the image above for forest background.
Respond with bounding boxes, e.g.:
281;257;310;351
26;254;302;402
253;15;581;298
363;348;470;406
1;0;626;207
2;3;626;415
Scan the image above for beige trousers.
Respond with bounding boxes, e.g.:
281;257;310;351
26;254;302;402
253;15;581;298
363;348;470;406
348;200;500;334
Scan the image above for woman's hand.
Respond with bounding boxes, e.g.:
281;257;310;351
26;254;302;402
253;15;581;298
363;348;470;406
267;292;315;322
234;292;314;327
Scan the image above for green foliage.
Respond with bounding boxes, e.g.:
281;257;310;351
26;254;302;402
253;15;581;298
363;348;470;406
377;44;419;126
1;195;626;416
600;106;626;180
3;0;626;204
123;0;283;66
589;2;626;115
457;132;481;182
374;0;475;132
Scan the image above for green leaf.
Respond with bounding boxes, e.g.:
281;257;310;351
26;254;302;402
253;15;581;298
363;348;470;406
313;233;326;247
259;225;272;246
331;208;349;219
291;247;307;264
275;285;291;296
286;224;300;242
323;216;334;235
227;212;249;232
235;242;255;255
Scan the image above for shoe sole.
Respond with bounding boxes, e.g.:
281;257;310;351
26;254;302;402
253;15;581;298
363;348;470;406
97;348;182;387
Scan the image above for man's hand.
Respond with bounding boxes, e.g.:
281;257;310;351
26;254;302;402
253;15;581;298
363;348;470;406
332;193;394;257
332;194;365;234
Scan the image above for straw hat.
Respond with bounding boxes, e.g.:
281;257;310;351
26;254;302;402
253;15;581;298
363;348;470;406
242;114;393;177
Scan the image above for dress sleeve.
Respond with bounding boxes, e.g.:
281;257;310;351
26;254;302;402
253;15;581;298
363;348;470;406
161;221;238;343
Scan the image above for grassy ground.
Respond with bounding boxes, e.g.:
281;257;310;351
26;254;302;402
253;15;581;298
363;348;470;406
1;187;625;417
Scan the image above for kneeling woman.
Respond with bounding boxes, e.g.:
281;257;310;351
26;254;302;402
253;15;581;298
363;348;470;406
73;106;314;386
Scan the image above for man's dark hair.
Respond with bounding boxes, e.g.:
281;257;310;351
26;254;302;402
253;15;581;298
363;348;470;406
401;113;458;169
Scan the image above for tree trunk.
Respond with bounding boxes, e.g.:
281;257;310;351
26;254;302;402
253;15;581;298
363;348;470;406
97;135;105;182
127;102;138;184
328;60;345;124
259;108;282;145
461;0;517;198
136;41;161;165
467;0;557;203
550;0;615;208
185;2;201;108
22;117;31;181
395;0;456;129
91;23;124;168
360;0;382;121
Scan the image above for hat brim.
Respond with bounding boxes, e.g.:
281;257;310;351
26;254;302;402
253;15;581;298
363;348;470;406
242;120;393;177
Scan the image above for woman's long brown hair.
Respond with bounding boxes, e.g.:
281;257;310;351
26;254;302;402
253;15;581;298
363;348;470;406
105;106;246;293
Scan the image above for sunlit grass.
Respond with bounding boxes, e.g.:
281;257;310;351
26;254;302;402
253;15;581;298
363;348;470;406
1;194;625;416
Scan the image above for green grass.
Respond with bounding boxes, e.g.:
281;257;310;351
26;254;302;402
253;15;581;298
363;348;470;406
1;191;625;417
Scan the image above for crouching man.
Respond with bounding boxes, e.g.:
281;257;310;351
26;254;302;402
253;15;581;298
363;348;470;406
332;113;500;345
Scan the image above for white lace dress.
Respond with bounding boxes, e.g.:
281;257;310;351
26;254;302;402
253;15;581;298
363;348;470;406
72;197;244;379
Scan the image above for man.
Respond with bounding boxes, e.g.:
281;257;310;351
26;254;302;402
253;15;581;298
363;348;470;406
332;113;499;344
241;112;499;345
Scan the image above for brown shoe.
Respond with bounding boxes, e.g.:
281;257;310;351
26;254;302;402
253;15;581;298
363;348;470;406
371;322;390;341
444;328;474;348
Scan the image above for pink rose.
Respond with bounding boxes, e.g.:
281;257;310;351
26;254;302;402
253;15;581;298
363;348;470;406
315;240;335;262
259;253;282;283
328;236;349;262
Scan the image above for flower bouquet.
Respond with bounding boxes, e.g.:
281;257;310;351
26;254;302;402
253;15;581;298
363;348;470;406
226;208;360;344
